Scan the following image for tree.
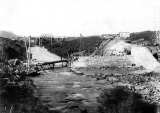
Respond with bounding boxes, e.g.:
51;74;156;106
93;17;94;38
2;39;26;61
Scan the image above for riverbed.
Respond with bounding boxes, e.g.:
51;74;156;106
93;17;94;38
30;67;133;113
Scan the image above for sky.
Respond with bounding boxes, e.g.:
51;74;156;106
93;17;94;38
0;0;160;37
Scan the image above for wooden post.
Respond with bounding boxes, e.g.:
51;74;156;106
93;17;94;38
68;60;71;68
61;56;63;67
36;38;38;45
52;63;55;69
51;36;52;44
39;37;41;46
67;54;69;67
68;54;71;68
24;37;29;70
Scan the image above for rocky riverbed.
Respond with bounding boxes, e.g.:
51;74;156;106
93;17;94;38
29;67;160;113
1;66;160;113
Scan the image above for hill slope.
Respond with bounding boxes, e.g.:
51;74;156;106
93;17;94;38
126;31;156;45
0;30;18;39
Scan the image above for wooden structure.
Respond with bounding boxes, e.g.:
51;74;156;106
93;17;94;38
36;60;69;70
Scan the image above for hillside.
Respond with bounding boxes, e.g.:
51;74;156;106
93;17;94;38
126;31;156;46
0;30;18;39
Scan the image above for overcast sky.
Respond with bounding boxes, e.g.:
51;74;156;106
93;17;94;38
0;0;160;37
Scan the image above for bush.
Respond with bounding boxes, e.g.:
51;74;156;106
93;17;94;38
97;86;157;113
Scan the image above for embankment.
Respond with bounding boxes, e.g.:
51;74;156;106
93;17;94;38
71;56;134;69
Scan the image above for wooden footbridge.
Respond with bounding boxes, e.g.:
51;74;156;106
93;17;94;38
35;59;71;70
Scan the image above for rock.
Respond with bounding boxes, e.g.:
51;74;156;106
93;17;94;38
73;84;80;88
65;93;86;101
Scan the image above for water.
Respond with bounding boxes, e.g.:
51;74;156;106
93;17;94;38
79;67;133;75
31;67;132;113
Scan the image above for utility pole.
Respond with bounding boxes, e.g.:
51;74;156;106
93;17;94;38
51;34;52;44
101;34;104;56
0;38;3;66
1;38;3;57
39;35;41;46
28;36;31;71
80;34;82;52
80;34;84;56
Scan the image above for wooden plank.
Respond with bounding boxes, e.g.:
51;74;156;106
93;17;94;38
42;60;68;65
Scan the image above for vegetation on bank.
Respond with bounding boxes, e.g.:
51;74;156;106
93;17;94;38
0;65;51;113
42;36;103;58
0;38;49;113
97;86;157;113
127;31;157;45
0;37;27;62
41;31;159;58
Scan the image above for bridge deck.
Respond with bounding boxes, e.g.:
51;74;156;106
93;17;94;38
43;60;68;65
36;60;69;66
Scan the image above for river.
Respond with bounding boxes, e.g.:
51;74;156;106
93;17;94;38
30;67;132;113
29;47;133;113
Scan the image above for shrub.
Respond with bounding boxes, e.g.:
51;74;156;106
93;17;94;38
97;86;157;113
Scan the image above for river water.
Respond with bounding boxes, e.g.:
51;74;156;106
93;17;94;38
30;67;132;113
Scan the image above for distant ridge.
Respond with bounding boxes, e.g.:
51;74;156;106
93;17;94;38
0;30;18;39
